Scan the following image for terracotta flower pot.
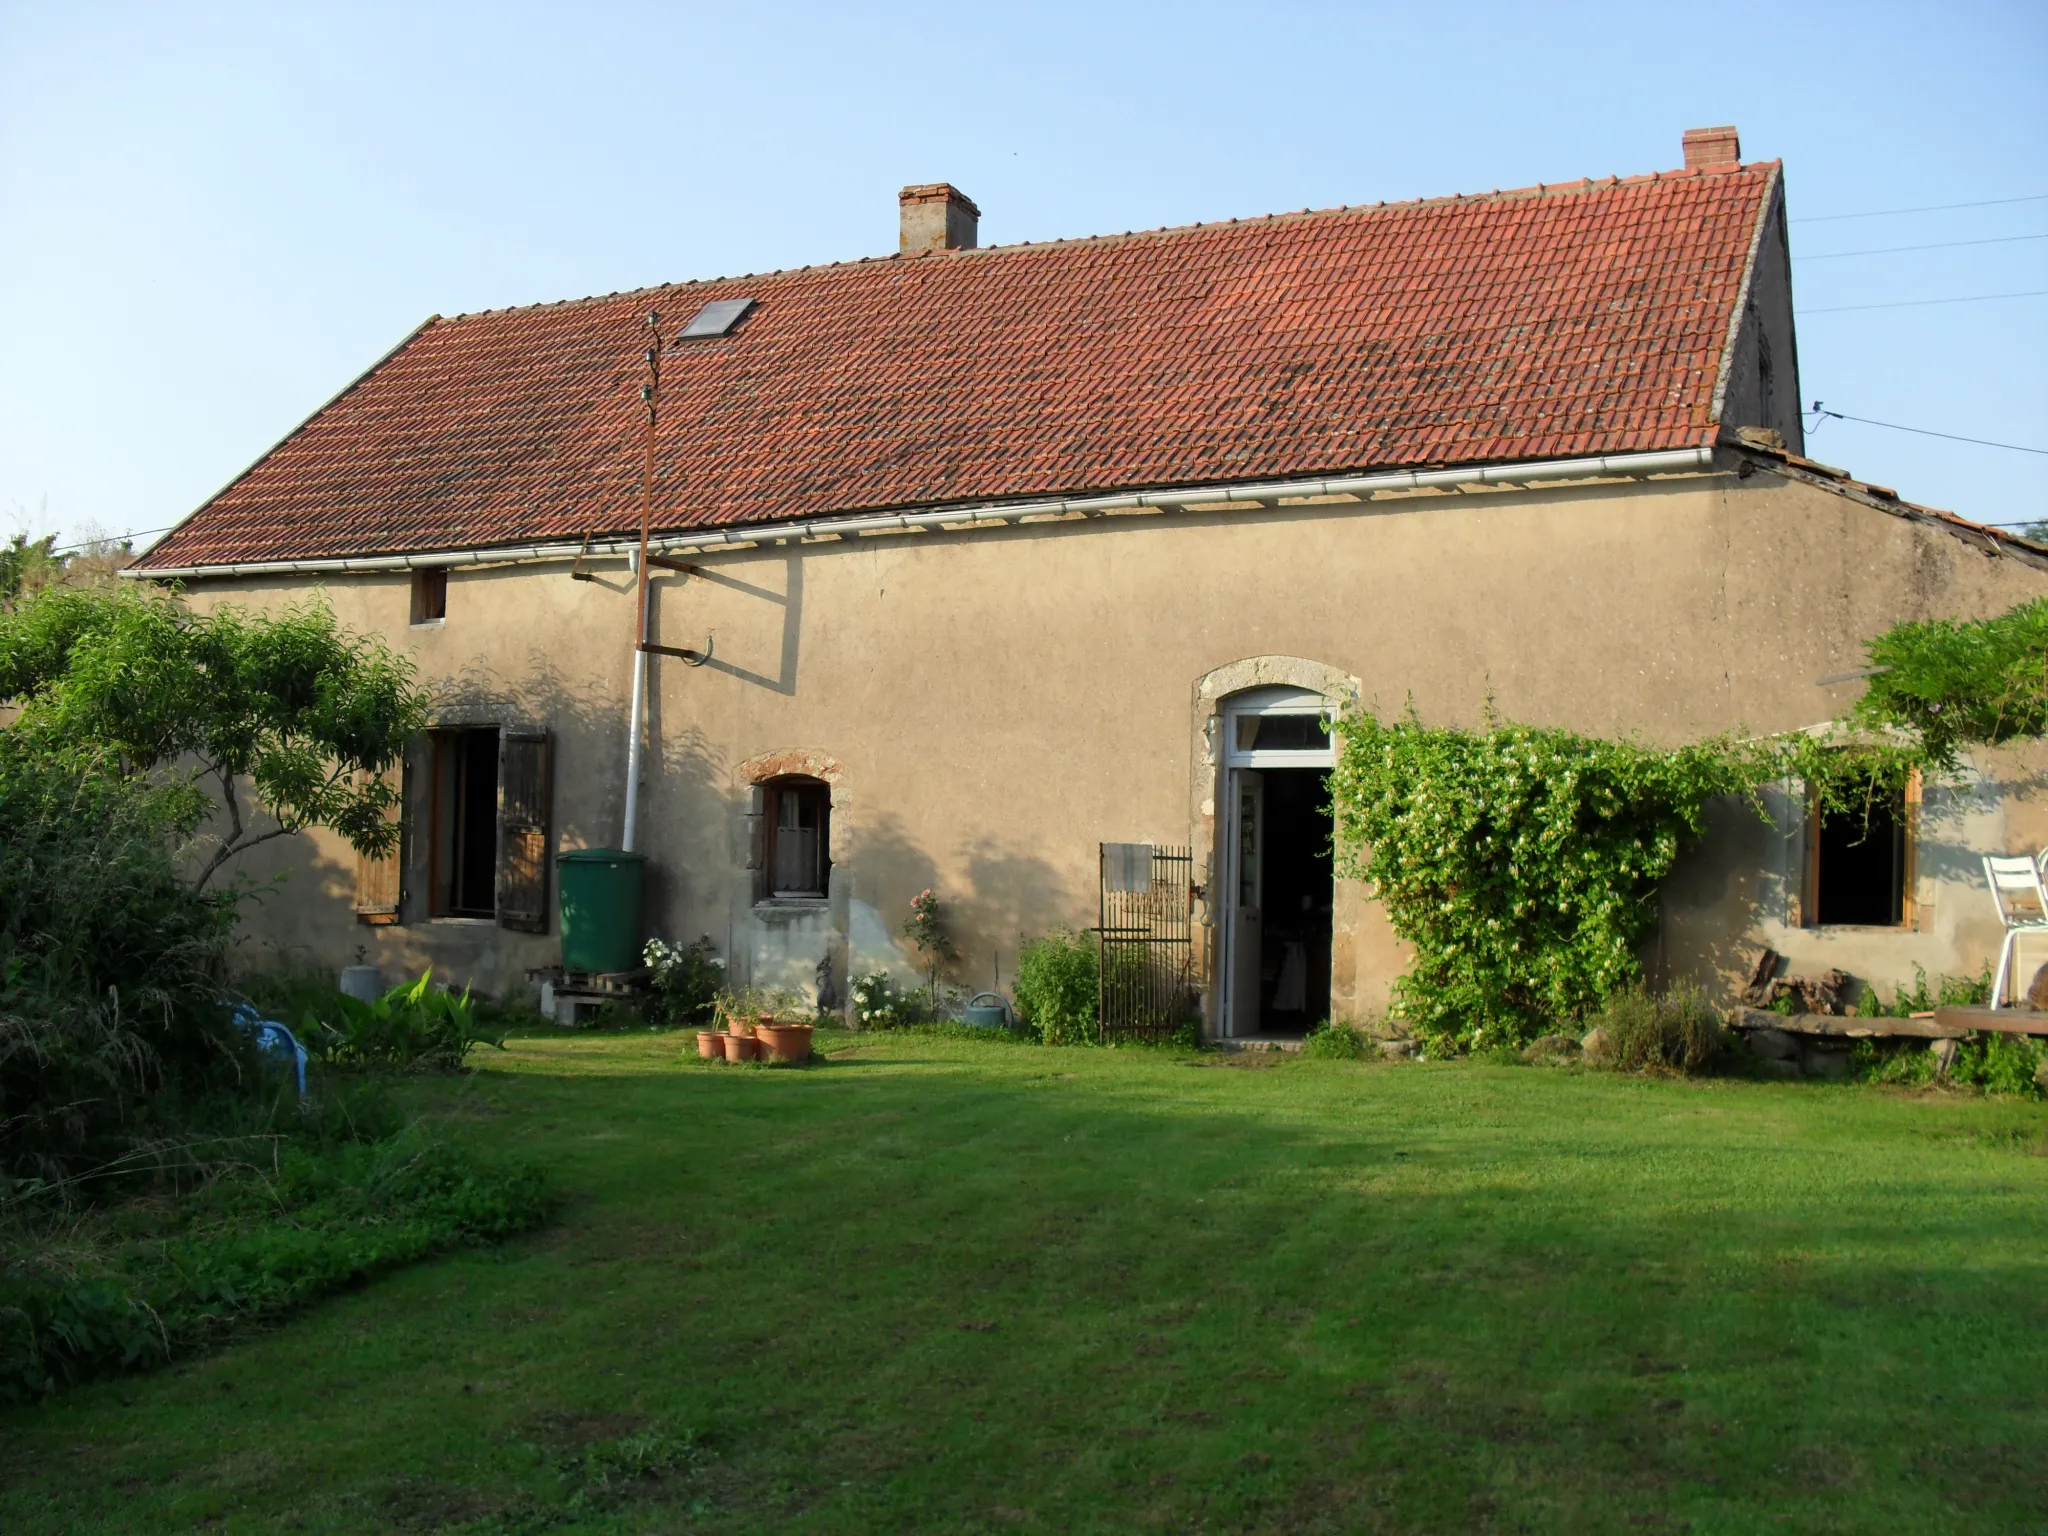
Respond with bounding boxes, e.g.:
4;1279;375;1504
721;1032;760;1063
696;1031;723;1060
756;1023;814;1063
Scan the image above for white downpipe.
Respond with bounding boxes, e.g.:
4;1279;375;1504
124;447;1722;579
621;647;647;853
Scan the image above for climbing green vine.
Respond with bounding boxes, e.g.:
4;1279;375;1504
1329;708;1770;1054
1326;598;2048;1056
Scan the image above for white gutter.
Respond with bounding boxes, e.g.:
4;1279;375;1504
122;446;1719;580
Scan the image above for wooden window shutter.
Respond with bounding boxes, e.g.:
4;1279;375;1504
353;767;403;925
496;729;551;933
746;784;768;905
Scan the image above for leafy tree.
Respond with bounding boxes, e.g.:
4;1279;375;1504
0;532;61;605
1848;596;2048;768
0;583;429;890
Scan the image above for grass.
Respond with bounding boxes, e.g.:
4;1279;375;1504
3;1028;2046;1533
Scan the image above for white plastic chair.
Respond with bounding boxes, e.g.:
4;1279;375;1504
1983;855;2048;1007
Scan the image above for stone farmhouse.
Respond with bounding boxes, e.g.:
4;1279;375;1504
128;126;2048;1035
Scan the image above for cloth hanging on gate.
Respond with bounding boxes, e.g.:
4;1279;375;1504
1103;843;1153;893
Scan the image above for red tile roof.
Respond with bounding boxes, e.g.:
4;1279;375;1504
138;163;1782;570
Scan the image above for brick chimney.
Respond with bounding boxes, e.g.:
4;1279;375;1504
899;183;980;254
1682;126;1742;171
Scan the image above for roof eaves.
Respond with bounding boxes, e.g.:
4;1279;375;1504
1730;441;2048;572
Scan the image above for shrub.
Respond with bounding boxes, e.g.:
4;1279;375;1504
1012;931;1099;1046
846;973;925;1030
1589;981;1724;1075
0;738;241;1186
643;936;724;1029
1952;1033;2047;1098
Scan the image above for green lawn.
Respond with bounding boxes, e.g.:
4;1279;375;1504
4;1030;2046;1534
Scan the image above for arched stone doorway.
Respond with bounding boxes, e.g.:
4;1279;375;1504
1188;659;1360;1039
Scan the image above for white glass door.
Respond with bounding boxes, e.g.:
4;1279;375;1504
1227;768;1264;1037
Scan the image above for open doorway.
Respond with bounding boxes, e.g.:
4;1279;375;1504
429;726;500;917
1221;687;1337;1038
1254;768;1333;1032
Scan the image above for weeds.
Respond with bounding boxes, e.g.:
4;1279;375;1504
1589;981;1725;1075
0;1117;550;1403
1300;1021;1376;1059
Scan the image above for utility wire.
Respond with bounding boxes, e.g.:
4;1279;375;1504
1807;403;2048;457
1796;232;2048;261
45;525;171;557
1800;288;2048;314
1794;192;2048;223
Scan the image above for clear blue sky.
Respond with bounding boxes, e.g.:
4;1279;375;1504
3;1;2043;553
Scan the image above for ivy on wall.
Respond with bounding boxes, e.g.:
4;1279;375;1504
1328;708;1768;1053
1326;600;2048;1052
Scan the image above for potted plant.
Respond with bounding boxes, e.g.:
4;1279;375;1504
755;1008;815;1062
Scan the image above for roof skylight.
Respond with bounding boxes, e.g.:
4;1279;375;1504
677;298;756;340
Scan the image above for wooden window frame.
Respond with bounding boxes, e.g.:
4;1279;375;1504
411;567;448;626
748;776;830;903
1801;765;1919;930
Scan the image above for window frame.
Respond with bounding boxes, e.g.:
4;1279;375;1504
426;725;501;919
754;775;831;903
1801;765;1919;930
1221;685;1337;770
410;567;448;626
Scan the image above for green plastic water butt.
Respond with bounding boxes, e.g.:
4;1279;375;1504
556;848;646;976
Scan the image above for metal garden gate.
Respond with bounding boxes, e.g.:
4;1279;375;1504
1097;843;1196;1042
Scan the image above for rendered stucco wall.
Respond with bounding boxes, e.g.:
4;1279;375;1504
182;463;2048;1024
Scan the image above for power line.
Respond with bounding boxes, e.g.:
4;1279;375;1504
1796;232;2048;261
1806;403;2047;457
45;525;172;557
1794;192;2048;223
1799;288;2048;314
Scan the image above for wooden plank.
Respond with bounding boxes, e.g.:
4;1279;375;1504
1733;1005;2048;1039
1729;1007;1963;1040
1931;1006;2048;1038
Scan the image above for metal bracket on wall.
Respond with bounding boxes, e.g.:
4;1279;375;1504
570;532;596;582
644;554;701;574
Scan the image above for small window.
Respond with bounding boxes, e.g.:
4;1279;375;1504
1809;773;1909;928
428;727;499;916
764;777;830;898
1234;713;1330;754
411;568;448;625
